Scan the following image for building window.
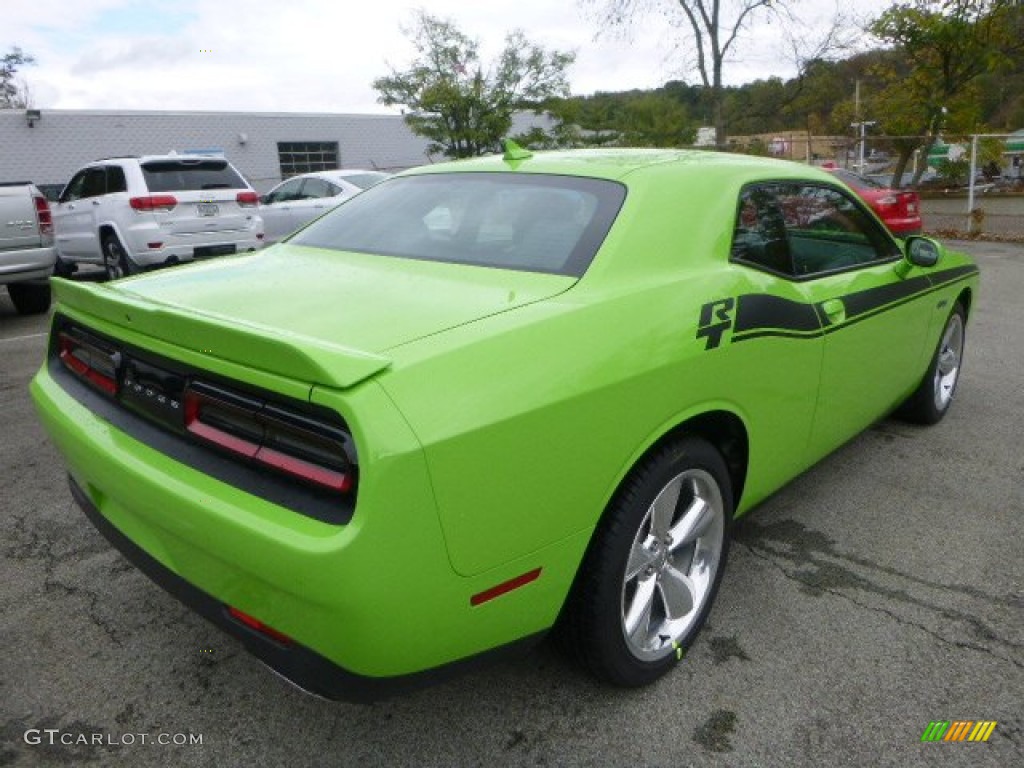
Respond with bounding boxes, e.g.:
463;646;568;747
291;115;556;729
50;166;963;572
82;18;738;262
277;142;339;177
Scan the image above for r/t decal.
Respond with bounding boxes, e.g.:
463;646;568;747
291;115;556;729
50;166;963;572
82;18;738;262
696;298;735;350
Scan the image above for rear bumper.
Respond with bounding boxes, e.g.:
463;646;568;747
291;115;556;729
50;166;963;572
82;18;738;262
883;217;923;237
0;244;56;283
30;354;565;699
67;474;542;702
126;233;264;268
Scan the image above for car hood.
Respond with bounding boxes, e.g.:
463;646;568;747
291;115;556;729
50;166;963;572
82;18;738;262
52;245;576;389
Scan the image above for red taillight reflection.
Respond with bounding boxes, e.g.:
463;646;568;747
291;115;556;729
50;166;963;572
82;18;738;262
129;195;177;212
227;606;293;645
58;332;118;395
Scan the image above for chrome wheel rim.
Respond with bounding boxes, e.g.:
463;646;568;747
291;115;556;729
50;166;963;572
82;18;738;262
933;313;964;412
104;241;125;280
620;469;725;661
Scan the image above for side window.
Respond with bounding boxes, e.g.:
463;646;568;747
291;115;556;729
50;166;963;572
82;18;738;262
105;165;127;194
266;178;303;204
80;168;108;199
732;183;899;278
59;171;89;203
299;178;333;199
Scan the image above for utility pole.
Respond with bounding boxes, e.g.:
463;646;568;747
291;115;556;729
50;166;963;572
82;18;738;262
850;81;876;173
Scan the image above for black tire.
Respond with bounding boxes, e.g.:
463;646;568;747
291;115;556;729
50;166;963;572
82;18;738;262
7;282;52;315
557;436;734;687
897;302;966;425
101;234;137;280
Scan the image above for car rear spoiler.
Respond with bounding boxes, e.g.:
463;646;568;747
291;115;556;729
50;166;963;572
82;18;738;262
51;279;391;390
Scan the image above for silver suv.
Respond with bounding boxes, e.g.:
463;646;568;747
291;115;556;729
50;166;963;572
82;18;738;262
53;155;264;280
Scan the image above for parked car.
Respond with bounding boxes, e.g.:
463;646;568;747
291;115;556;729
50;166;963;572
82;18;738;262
32;146;978;701
825;167;922;237
52;154;264;280
0;181;56;314
260;170;390;244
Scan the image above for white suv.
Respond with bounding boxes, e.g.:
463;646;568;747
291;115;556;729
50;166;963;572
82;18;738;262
53;155;264;279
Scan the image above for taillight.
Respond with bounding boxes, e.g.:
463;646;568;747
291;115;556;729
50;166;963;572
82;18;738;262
129;195;177;212
33;195;53;236
58;331;119;396
236;191;259;207
183;382;354;494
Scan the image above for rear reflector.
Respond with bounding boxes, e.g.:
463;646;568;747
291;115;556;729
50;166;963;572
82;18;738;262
130;194;178;212
470;568;542;606
58;331;118;396
227;607;293;645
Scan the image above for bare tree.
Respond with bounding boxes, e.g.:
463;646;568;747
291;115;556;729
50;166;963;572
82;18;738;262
1;47;36;109
586;1;795;146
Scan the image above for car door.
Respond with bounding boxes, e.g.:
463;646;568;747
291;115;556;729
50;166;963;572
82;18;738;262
764;182;934;457
259;177;305;244
52;167;107;262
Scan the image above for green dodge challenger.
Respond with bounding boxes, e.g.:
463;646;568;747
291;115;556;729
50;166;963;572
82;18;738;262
31;146;978;701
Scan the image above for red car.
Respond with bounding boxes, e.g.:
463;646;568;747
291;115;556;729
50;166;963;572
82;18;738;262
825;168;922;237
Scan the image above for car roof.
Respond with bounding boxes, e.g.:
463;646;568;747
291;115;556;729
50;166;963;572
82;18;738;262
398;147;835;186
299;169;389;181
87;154;234;165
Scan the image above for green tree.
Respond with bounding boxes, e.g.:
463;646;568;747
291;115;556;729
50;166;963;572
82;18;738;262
1;47;35;108
545;89;694;146
869;0;1024;185
373;11;575;158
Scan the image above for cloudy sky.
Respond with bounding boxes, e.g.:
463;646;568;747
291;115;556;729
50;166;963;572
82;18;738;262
4;0;894;114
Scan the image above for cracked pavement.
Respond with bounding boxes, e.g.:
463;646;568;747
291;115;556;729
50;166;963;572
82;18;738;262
2;242;1021;767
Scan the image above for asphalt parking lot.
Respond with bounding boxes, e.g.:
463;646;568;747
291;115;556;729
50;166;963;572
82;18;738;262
1;242;1021;768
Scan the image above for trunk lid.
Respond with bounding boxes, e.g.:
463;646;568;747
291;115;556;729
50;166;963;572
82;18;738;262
53;245;575;388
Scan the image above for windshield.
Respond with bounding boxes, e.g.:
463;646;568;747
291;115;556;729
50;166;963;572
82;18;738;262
290;172;626;277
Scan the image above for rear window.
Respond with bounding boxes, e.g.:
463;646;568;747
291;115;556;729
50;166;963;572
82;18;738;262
141;159;248;192
289;173;626;277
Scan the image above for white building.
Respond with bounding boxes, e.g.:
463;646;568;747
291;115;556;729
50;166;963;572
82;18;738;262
1;108;553;198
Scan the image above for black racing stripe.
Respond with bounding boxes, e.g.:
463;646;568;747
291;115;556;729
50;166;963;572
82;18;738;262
733;294;821;335
839;274;932;320
733;329;821;342
930;264;979;287
730;264;977;344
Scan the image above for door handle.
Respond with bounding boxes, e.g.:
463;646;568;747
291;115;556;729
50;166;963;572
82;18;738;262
91;200;101;206
822;298;846;324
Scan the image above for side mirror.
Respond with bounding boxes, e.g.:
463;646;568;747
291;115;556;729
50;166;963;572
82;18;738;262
904;236;943;268
259;194;270;205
